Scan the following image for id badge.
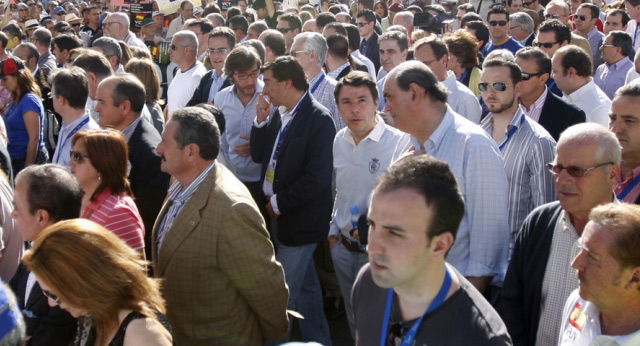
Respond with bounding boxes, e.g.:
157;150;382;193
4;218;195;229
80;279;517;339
266;168;275;183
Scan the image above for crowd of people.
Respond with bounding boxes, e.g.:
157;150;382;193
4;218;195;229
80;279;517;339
0;0;639;344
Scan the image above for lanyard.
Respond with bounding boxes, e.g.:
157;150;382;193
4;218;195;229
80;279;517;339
499;112;526;151
310;73;326;94
272;100;304;162
548;81;556;91
380;266;452;346
617;174;640;199
634;25;639;47
54;117;90;163
458;69;469;83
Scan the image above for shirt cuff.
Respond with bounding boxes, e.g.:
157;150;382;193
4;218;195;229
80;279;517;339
270;194;281;215
253;117;269;128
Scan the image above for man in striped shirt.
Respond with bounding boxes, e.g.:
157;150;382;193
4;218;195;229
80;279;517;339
479;58;557;254
610;81;640;204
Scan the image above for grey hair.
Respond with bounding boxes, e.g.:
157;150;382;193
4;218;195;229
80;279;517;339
171;107;220;160
393;11;414;27
110;12;130;28
387;24;408;36
545;0;570;17
294;32;328;69
558;123;622;171
174;30;198;53
92;36;122;65
510;12;534;34
207;13;225;27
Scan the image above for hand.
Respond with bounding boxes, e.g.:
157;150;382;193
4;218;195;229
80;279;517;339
234;136;251;157
256;93;271;124
393;145;426;165
266;202;278;220
328;235;339;248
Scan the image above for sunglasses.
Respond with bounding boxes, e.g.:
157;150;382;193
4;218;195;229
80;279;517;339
575;15;589;21
69;150;89;163
208;48;229;54
521;72;546;80
478;82;508;92
533;41;558;48
544;14;561;19
546;162;613;177
71;23;81;27
356;21;370;27
523;0;536;6
277;27;293;33
489;20;508;26
42;289;61;304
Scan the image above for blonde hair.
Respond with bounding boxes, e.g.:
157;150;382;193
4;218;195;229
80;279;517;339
23;219;165;346
125;58;161;104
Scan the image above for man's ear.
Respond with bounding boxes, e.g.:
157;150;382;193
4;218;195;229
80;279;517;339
36;209;50;228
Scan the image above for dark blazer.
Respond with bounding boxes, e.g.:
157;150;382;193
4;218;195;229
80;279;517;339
186;70;232;106
337;64;354;81
360;32;380;73
539;91;586;141
524;33;536;47
128;119;170;260
9;264;77;346
250;92;337;246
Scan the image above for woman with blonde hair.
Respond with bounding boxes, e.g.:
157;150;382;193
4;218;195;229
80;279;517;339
70;129;146;255
0;56;48;172
125;58;165;133
22;218;173;346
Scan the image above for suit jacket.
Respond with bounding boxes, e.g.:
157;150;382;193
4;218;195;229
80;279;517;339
539;90;586;141
9;264;77;346
250;92;337;246
337;64;354;82
360;32;380;73
186;70;232;107
524;33;536;47
151;164;289;345
128;119;170;260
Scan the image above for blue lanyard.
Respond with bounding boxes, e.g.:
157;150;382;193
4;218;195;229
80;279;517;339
310;73;326;94
499;112;526;151
548;81;556;91
379;266;452;346
54;117;90;163
617;174;640;199
634;25;639;47
458;69;469;83
272;100;304;161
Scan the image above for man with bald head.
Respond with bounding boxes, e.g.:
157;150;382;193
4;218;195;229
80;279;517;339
167;30;206;115
103;12;146;49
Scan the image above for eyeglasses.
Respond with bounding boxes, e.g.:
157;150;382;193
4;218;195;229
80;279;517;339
356;21;370;27
533;40;558;48
510;25;521;30
277;27;293;33
234;71;259;80
208;48;229;55
478;82;508;92
523;0;536;6
69;150;89;163
544;13;561;19
290;50;310;57
600;44;617;49
42;289;61;304
575;15;589;21
546;162;614;177
521;72;546;80
489;20;508;26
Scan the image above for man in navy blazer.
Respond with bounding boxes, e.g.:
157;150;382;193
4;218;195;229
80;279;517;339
9;164;82;346
251;57;335;345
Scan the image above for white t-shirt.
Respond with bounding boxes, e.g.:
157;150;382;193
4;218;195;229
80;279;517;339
167;62;206;116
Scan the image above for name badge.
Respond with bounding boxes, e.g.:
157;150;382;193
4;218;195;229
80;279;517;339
266;168;275;183
569;303;588;331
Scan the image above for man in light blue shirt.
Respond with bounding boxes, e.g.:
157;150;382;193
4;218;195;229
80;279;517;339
594;31;634;99
383;60;510;295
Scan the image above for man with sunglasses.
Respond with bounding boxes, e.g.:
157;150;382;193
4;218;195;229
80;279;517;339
553;45;611;126
541;3;593;60
515;47;585;141
594;31;634;99
187;26;234;106
484;5;524;56
357;9;380;74
167;30;206;115
574;3;605;69
479;58;556;259
502;123;621;346
9;164;83;346
277;14;301;53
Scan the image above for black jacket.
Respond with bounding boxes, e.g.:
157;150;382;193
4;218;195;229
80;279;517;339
539;91;586;141
186;70;232;107
250;92;336;246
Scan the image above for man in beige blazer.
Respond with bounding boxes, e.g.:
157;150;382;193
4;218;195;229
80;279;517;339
152;106;289;345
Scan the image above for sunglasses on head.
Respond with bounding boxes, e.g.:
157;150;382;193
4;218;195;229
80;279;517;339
546;162;613;177
533;40;557;48
478;82;508;92
489;20;507;26
69;150;89;163
521;72;546;81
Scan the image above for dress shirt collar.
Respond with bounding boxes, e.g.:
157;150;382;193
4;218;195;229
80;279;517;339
442;71;457;90
309;71;326;85
522;86;548;113
328;62;350;79
606;56;632;70
121;116;142;142
565;79;595;102
561;195;621;233
518;32;534;46
168;161;216;202
418;106;454;151
341;114;385;145
619;165;640;185
586;26;600;40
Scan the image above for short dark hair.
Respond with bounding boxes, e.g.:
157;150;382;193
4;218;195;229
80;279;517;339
261;29;286;56
229;15;249;35
414;36;448;60
108;74;146;113
615;79;640;98
209;26;236;48
557;45;592;77
516;46;552;74
393;60;448;103
609;30;633;58
2;23;23;40
378;30;409;52
357;9;376;23
248;21;269;37
92;36;122;66
224;45;261;78
483;58;523;84
335;70;378;103
261;56;309;92
324;22;347;36
16;164;83;223
193;103;226;134
578;3;599;20
279;14;302;32
172;107;220;160
374;155;465;240
465;20;489;49
53;34;82;53
326;33;349;60
32;28;52;47
226;6;242;20
316;12;337;29
0;32;7;49
606;9;630;27
14;42;39;65
72;50;113;79
50;67;89;109
538;19;572;44
457;3;475;13
487;5;509;21
187;19;214;35
345;24;361;51
460;12;483;27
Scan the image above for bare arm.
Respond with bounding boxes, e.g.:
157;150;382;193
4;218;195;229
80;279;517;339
23;110;41;167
